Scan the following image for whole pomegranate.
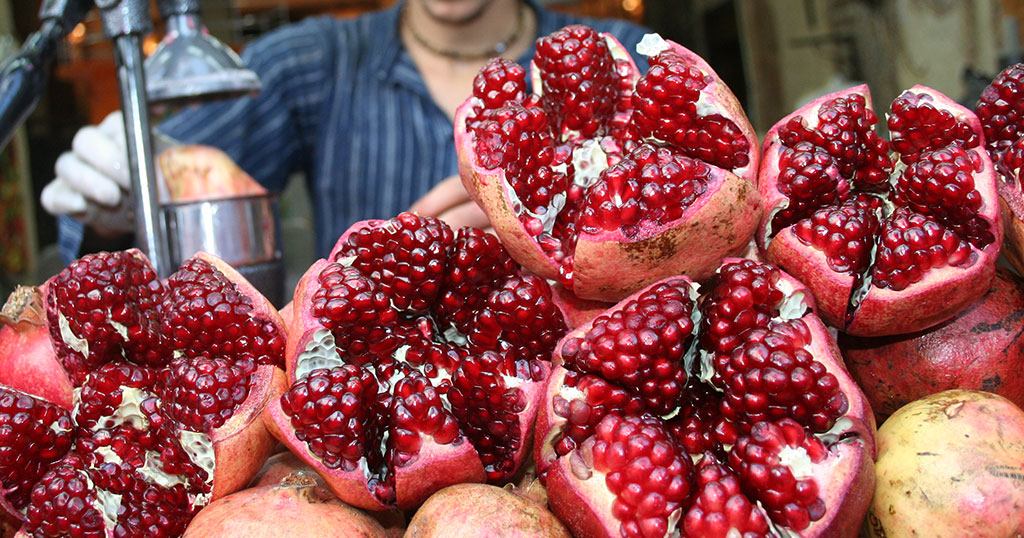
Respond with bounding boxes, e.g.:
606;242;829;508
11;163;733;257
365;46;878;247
263;212;569;511
182;472;387;537
158;144;267;203
0;249;284;536
455;27;761;302
841;268;1024;420
535;258;876;538
0;287;72;410
405;482;570;538
975;63;1024;275
758;84;1001;337
866;390;1024;537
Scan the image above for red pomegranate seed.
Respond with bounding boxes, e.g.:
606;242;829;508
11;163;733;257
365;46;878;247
683;455;770;538
0;389;74;509
436;227;517;334
25;455;107;538
280;365;383;472
579;144;710;236
976;63;1024;186
469;274;567;363
447;351;534;481
792;194;881;275
559;278;695;414
336;213;455;313
470;57;527;118
633;49;751;171
699;260;785;359
535;25;619;138
729;419;827;532
162;256;285;367
313;262;397;331
590;414;694;538
161;356;255;431
893;145;994;247
889;90;980;162
46;251;166;383
550;371;647;457
718;319;849;433
770;141;848;232
779;93;893;189
665;380;737;455
872;208;972;291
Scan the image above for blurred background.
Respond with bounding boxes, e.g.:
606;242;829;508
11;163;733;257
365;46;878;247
1;0;1022;298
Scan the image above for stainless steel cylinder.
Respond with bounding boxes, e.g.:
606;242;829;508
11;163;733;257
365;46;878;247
161;194;280;268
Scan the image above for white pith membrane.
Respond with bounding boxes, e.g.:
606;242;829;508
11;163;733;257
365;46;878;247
71;379;217;519
545;262;870;538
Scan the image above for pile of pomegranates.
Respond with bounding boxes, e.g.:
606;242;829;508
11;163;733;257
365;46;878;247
9;23;1024;538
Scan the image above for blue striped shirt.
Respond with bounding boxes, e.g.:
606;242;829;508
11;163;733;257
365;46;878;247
59;0;652;262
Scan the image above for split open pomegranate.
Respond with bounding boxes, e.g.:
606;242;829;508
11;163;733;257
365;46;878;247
535;258;876;538
0;249;283;537
455;27;761;302
757;85;1001;337
974;62;1024;275
264;213;569;511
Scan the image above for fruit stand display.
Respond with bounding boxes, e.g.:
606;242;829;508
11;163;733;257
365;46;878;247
3;19;1024;538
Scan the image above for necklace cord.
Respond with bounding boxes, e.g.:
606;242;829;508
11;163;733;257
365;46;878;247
404;1;527;61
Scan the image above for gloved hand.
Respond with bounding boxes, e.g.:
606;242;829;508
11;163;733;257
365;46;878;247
41;110;177;235
41;111;133;233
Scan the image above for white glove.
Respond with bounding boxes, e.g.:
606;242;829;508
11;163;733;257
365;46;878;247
41;110;177;234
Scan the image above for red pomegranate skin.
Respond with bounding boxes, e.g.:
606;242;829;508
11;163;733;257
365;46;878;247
840;268;1024;420
404;483;570;538
182;473;388;538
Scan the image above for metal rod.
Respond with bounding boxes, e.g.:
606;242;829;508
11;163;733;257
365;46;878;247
114;34;171;277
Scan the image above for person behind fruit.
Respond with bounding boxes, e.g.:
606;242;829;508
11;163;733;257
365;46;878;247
40;0;653;262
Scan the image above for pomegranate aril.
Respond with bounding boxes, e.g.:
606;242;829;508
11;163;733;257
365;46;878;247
729;419;827;532
551;371;647;457
589;414;694;538
792;194;881;275
436;227;517;334
699;260;785;360
559;278;695;414
771;141;848;232
447;351;528;482
780;93;893;188
718;320;849;433
46;250;166;383
335;213;455;313
893;145;995;248
889;90;980;163
579;144;710;236
161;356;255;431
162;256;285;367
25;455;106;538
0;389;74;509
976;63;1024;186
535;25;619;138
469;274;567;363
631;51;751;171
470;57;527;116
683;455;770;538
280;365;381;471
873;209;972;291
389;372;462;466
313;262;397;332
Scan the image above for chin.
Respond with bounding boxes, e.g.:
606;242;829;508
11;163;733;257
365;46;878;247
417;0;496;25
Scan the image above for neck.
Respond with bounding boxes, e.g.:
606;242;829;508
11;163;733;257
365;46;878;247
402;0;526;59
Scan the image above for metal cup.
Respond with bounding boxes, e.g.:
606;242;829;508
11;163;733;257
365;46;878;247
161;193;285;306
